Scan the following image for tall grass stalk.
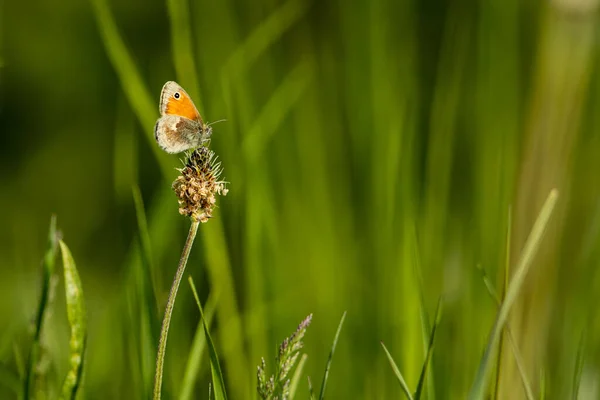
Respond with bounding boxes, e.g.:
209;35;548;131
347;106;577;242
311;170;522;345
469;189;559;399
153;220;200;399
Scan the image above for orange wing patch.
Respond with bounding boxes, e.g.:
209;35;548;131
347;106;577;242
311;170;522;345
164;91;201;121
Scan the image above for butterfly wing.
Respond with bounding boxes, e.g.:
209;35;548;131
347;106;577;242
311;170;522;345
155;115;205;154
155;81;212;153
159;81;203;123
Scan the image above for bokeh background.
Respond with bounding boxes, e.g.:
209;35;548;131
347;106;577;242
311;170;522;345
2;0;600;398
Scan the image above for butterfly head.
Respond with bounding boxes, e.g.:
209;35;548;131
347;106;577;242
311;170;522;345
203;122;213;138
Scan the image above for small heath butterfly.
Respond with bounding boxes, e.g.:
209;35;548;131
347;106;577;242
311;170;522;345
154;81;212;153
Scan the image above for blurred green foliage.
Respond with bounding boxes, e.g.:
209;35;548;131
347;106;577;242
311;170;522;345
1;0;600;398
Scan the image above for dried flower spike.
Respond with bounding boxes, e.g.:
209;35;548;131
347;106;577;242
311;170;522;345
172;147;228;222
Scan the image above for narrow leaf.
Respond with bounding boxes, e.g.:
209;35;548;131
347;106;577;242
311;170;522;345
411;225;436;400
59;240;87;400
540;369;546;400
179;292;219;400
222;0;310;78
308;376;315;400
132;185;159;397
414;298;443;400
469;189;559;400
132;185;158;303
318;311;347;400
493;207;512;400
88;0;173;177
572;331;586;399
478;266;535;400
289;353;308;400
380;342;413;400
165;0;200;103
188;277;227;400
24;215;59;399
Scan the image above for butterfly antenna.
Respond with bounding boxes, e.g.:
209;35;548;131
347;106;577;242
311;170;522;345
208;119;227;127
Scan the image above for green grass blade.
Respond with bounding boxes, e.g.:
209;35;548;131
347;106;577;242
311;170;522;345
540;369;546;400
414;298;442;400
572;331;586;399
289;353;308;400
165;0;200;104
307;376;315;400
198;221;250;397
188;277;227;400
132;185;159;310
493;207;512;400
506;334;535;400
469;189;559;400
477;266;535;400
178;292;219;400
88;0;173;177
13;343;24;380
58;240;87;400
24;215;59;400
242;59;314;162
132;185;161;397
380;342;413;400
222;0;310;78
318;311;347;400
88;0;153;128
411;226;436;399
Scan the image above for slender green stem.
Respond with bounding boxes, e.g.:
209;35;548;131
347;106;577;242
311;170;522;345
154;220;200;399
24;216;58;400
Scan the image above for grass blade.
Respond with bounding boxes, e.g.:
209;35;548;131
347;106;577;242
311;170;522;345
24;215;59;399
318;311;346;400
88;0;173;177
289;353;308;400
380;342;413;400
540;369;546;400
493;207;512;400
242;59;314;162
188;277;227;400
572;331;586;399
469;189;559;400
132;185;160;396
308;376;315;400
132;185;158;305
165;0;200;104
411;226;436;399
222;0;310;78
58;240;87;400
477;266;535;400
178;292;219;400
13;343;24;380
414;298;442;400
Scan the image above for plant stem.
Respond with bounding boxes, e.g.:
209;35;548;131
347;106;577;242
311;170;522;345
153;219;200;399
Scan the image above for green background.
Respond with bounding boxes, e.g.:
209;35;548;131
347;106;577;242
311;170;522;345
1;0;600;398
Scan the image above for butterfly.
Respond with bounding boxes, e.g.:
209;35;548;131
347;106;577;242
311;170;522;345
154;81;212;153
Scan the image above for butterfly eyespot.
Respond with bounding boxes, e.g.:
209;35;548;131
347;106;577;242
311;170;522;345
174;92;180;99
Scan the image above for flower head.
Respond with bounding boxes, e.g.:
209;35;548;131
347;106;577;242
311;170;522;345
172;147;228;222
